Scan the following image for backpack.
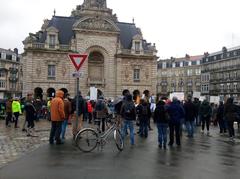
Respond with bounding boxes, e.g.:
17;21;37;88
124;103;134;118
95;100;105;111
142;105;148;116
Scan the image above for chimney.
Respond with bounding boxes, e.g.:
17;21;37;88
14;48;18;55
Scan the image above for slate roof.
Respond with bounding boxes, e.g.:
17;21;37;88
115;22;138;49
37;16;150;50
39;16;76;44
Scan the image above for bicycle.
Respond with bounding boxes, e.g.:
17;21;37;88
75;117;124;152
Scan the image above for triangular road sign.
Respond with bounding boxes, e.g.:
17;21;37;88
68;54;88;71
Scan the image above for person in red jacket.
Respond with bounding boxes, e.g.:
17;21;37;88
49;90;65;145
87;100;93;124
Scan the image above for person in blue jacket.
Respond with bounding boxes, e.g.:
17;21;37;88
166;97;185;146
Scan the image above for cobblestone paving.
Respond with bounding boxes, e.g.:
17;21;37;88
0;116;73;168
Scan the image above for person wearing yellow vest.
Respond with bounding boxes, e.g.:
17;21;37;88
12;97;22;128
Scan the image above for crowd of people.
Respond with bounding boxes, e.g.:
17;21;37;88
4;89;240;149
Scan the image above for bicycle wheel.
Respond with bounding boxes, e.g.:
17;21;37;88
114;129;124;151
75;128;98;152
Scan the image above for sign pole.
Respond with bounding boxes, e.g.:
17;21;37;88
68;53;88;140
75;76;79;138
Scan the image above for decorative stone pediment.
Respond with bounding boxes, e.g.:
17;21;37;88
73;17;119;32
46;26;59;33
132;34;143;40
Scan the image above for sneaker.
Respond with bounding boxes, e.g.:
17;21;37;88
163;145;167;150
158;144;162;149
207;131;210;136
201;130;204;134
22;128;27;132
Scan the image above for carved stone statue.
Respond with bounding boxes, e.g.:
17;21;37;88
83;0;107;9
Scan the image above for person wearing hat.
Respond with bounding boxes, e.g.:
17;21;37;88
12;97;22;128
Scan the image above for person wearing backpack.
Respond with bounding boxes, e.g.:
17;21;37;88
95;96;108;132
138;99;151;138
120;94;136;145
154;100;169;149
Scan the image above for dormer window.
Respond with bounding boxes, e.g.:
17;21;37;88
135;41;140;54
49;35;56;48
46;26;59;49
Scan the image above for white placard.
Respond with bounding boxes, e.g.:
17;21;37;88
210;96;220;104
199;96;206;102
90;87;97;101
170;92;185;101
193;92;201;99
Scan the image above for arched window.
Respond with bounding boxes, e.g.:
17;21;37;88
88;51;104;82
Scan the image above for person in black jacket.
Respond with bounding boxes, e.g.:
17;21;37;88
154;100;169;149
199;99;212;135
216;101;227;134
138;99;151;138
120;94;136;146
224;97;238;140
183;96;197;138
25;94;36;136
71;91;87;137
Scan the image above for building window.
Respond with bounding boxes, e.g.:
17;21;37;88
234;83;238;90
0;80;6;88
187;69;192;76
180;62;183;67
133;69;140;82
49;35;56;48
135;42;140;53
227;83;231;90
162;62;166;69
6;54;12;60
196;68;201;75
0;71;5;78
48;65;55;78
220;84;224;91
10;82;16;89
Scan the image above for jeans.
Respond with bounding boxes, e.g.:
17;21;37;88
122;120;134;145
169;122;181;146
13;112;19;127
61;119;68;139
6;112;12;126
227;120;235;137
201;117;210;131
219;119;227;133
139;119;148;137
157;123;168;146
49;121;63;144
186;121;194;137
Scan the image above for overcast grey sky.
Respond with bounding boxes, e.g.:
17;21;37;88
1;0;240;58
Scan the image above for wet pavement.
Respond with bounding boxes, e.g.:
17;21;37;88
1;121;240;179
0;117;72;168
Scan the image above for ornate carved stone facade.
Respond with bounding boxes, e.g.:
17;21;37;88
22;0;157;99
